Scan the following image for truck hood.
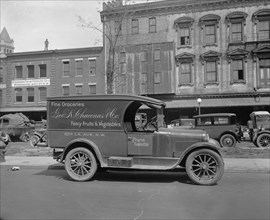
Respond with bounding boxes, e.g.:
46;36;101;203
159;127;209;141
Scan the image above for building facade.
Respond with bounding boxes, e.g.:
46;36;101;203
0;45;105;121
101;0;270;124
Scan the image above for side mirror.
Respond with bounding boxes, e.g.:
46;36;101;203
247;120;253;129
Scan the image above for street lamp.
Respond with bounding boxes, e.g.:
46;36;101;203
197;98;202;115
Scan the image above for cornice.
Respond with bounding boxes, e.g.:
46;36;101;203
101;0;268;19
149;92;270;101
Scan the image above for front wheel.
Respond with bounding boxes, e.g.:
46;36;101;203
185;149;224;185
220;134;236;148
65;147;97;181
256;133;270;148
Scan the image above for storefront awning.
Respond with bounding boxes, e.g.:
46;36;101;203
0;106;47;113
165;96;270;108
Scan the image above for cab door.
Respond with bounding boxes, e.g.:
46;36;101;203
127;132;154;156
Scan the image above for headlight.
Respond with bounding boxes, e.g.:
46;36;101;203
203;133;210;142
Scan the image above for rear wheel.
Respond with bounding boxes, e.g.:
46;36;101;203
65;147;97;181
29;134;40;147
185;149;224;185
256;133;270;148
220;134;236;148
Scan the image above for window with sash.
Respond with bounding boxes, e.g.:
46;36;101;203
27;88;34;102
232;59;244;82
132;19;139;34
15;66;23;79
27;65;34;78
15;88;22;102
39;87;47;102
205;61;217;83
179;63;192;84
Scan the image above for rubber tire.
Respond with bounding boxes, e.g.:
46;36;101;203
220;134;236;148
256;133;270;148
29;135;40;147
185;149;224;185
20;133;30;142
65;147;97;182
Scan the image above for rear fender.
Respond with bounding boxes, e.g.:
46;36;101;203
61;138;105;167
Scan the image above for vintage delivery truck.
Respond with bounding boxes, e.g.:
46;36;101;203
47;95;224;185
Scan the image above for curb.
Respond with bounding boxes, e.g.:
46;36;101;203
1;157;269;173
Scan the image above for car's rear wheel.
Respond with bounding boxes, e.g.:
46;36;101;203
256;133;270;148
29;134;40;147
185;149;224;185
65;147;97;181
220;134;236;148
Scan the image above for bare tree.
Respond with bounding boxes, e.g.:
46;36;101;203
79;0;150;94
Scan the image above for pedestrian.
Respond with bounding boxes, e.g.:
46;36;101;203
0;131;10;162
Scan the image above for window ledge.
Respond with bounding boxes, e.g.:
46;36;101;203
230;80;246;85
177;45;192;49
179;83;194;87
204;82;219;86
203;43;218;47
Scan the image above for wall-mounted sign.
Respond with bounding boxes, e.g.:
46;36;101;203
12;78;50;87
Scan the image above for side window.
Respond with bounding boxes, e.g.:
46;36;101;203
197;117;212;125
214;117;229;125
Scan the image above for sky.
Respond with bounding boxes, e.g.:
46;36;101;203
1;0;158;53
0;0;105;52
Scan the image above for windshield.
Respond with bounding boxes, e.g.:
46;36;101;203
256;115;270;129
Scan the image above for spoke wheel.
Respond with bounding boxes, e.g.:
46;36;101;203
256;133;270;148
185;149;224;185
65;147;97;181
220;134;236;148
29;135;40;147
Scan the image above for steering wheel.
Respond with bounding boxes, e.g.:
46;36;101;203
143;116;157;131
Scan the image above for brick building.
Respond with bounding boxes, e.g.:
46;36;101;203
100;0;270;124
0;31;105;120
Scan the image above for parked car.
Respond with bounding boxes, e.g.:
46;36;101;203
247;111;270;148
0;113;34;142
47;94;224;185
193;113;241;148
169;118;195;129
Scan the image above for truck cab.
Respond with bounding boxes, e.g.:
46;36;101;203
47;95;224;185
248;111;270;148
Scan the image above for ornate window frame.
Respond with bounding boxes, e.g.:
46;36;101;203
200;50;221;85
199;14;220;47
174;17;194;48
225;11;248;43
227;48;248;84
175;52;195;86
252;9;270;41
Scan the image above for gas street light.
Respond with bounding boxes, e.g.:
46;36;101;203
197;98;202;115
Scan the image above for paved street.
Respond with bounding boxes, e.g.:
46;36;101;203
1;167;269;220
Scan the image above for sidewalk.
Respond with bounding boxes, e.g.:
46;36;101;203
0;156;269;173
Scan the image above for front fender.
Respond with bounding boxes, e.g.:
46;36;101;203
253;130;270;142
178;139;223;167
